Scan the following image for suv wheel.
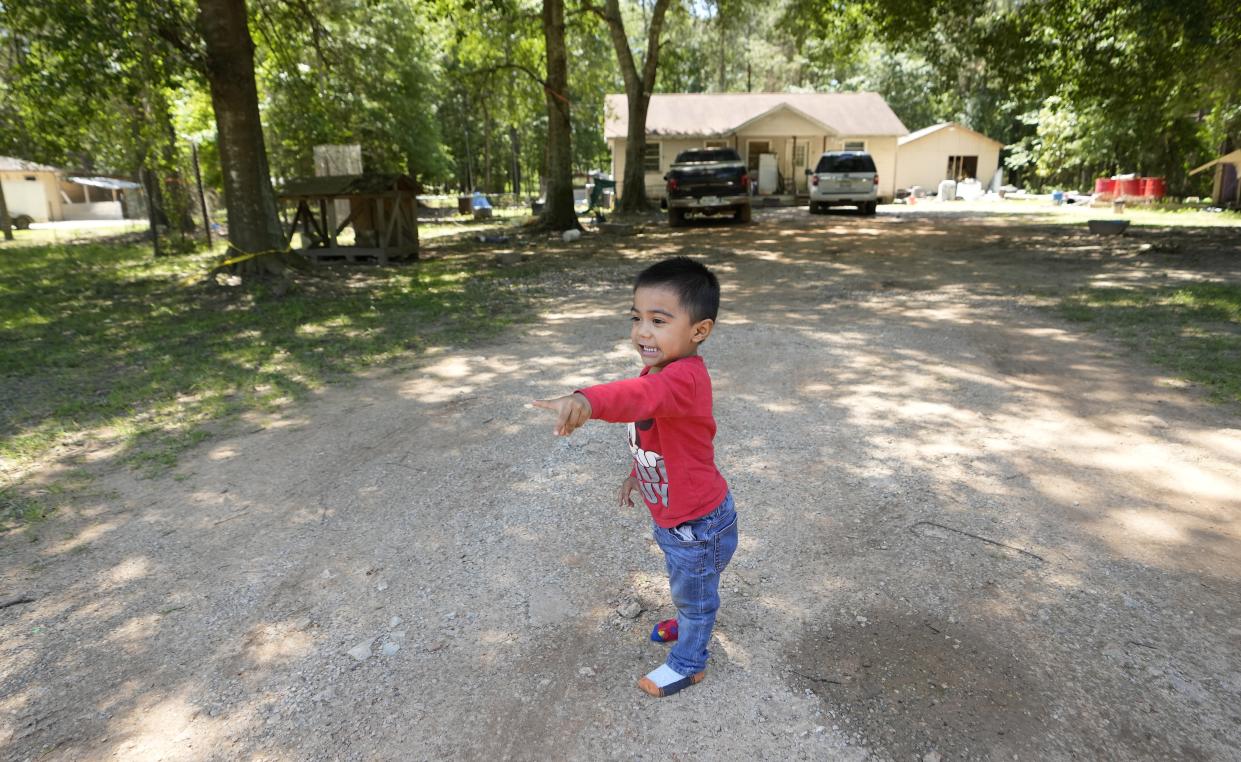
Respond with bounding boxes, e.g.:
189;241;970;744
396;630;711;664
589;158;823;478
734;204;751;223
668;207;685;227
866;201;878;215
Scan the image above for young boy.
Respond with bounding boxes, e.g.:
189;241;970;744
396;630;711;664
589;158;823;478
533;256;738;698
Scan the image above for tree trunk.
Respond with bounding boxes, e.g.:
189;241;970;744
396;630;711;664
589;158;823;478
141;167;163;257
600;0;673;214
151;91;197;238
621;99;651;213
540;0;579;231
483;100;493;193
196;0;289;274
510;126;522;196
0;179;13;242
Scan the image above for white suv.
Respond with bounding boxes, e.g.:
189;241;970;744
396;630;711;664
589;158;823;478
807;151;878;215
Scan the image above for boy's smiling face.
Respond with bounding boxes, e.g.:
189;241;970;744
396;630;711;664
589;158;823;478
630;285;714;371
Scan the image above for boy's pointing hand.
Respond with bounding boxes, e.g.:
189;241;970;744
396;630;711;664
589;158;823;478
532;393;592;436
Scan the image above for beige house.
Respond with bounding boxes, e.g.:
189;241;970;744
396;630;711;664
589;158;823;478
895;122;1004;192
605;93;908;202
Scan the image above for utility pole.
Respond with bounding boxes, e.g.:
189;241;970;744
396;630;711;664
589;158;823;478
510;126;521;197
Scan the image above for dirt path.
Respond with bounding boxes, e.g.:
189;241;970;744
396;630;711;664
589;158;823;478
3;209;1240;761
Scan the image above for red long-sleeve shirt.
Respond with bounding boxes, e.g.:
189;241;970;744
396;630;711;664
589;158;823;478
577;355;729;528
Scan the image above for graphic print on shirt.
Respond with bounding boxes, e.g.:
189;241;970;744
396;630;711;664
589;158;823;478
628;419;668;506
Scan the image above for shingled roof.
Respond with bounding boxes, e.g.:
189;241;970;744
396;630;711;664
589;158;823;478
898;122;1003;147
605;93;908;139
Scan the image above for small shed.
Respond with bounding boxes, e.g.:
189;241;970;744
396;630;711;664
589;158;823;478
895;123;1004;193
1;156;63;223
2;156;143;224
278;174;419;264
1190;149;1241;208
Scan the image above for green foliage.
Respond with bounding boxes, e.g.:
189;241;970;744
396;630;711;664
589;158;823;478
0;0;619;204
2;0;1236;209
252;0;455;184
431;0;615;193
1059;283;1241;403
781;0;1241;193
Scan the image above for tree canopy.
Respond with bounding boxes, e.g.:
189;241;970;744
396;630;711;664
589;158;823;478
0;0;1237;209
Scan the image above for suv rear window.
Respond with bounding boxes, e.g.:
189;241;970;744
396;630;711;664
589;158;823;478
674;148;741;163
815;153;876;173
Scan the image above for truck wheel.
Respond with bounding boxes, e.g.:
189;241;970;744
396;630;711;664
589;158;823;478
865;201;878;216
668;207;684;227
735;204;752;224
13;214;33;230
808;202;820;215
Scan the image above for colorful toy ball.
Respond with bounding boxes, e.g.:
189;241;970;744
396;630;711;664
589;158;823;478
650;618;679;643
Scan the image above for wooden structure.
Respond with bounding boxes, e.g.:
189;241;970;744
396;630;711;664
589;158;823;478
278;174;419;263
1191;149;1241;208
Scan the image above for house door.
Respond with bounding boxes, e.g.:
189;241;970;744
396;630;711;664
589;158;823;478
0;177;50;221
791;140;810;194
747;140;770;174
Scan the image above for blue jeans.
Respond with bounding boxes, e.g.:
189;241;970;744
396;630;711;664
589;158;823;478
653;491;738;675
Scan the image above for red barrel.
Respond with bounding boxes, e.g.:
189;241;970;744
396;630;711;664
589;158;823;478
1114;178;1142;198
1141;177;1166;198
1094;178;1115;196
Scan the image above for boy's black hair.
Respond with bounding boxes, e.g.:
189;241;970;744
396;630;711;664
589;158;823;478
633;256;720;323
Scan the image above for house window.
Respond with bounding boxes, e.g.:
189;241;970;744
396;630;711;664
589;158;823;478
643;142;661;172
704;140;728;149
947;155;979;181
843;140;866;152
24;175;37;181
747;140;770;172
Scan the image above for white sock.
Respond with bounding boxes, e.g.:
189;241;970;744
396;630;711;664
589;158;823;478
644;663;688;688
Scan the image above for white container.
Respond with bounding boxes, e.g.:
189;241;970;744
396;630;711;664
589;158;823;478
758;154;779;195
938;179;958;201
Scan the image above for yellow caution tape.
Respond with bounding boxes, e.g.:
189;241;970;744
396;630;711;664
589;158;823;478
180;243;292;286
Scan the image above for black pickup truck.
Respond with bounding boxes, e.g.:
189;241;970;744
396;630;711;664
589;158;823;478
663;148;752;226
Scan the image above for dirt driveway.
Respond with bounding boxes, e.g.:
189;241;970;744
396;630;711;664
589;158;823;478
3;209;1240;761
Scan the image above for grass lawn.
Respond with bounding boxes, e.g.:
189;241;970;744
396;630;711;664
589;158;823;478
1;237;542;526
1059;283;1241;403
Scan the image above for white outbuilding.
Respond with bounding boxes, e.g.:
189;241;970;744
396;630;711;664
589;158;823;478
1;155;141;225
895;122;1004;193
